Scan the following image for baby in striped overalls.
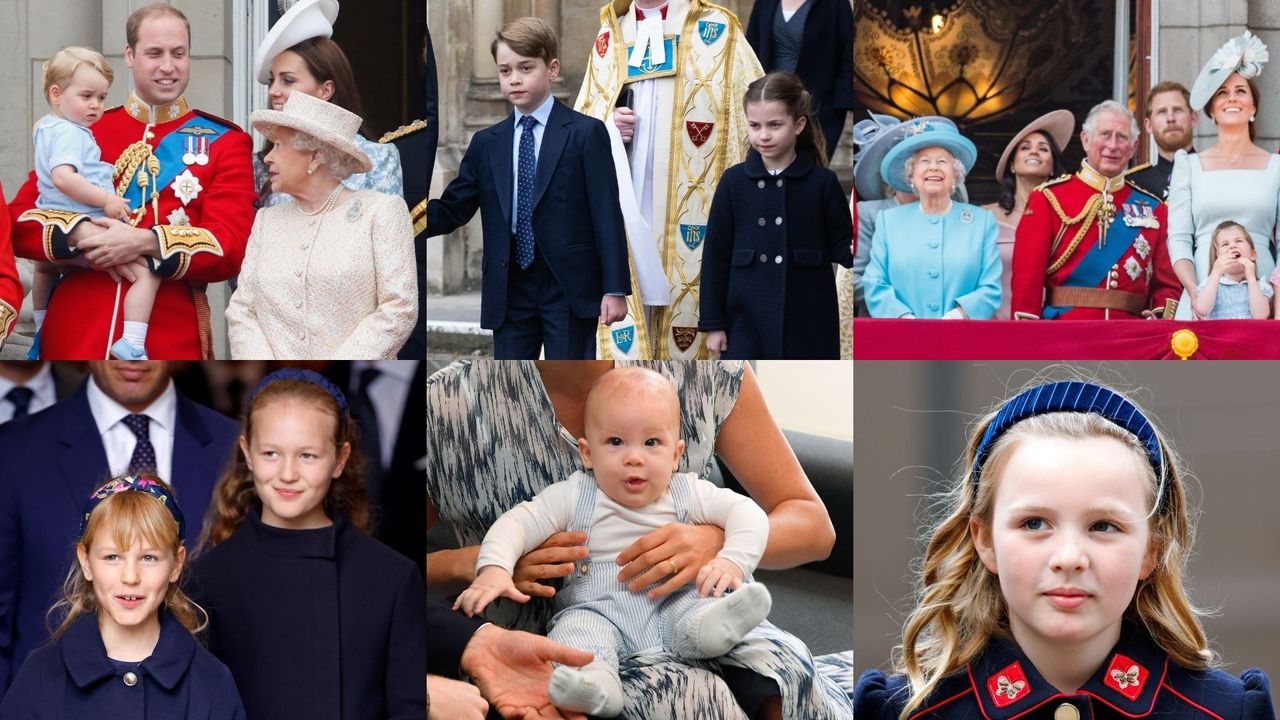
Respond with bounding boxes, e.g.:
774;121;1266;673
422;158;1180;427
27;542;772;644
454;366;774;717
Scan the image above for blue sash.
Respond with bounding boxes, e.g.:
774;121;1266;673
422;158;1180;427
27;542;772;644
1043;188;1159;319
119;115;231;208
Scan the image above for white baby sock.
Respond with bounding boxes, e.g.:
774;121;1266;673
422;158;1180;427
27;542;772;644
693;582;773;657
122;321;148;351
548;662;624;718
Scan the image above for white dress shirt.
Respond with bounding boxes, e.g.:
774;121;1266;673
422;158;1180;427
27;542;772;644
86;376;177;483
0;365;57;423
350;360;417;469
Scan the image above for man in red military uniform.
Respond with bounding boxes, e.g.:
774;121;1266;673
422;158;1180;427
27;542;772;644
1011;100;1180;319
8;3;254;359
0;184;22;348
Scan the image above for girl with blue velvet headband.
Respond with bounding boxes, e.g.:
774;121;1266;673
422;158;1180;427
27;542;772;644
855;380;1275;720
0;473;246;719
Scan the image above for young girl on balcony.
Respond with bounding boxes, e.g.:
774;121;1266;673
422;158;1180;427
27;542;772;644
1193;220;1272;319
855;379;1274;720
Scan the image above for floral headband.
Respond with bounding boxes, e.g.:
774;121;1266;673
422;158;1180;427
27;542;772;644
80;474;187;541
246;368;349;418
970;381;1169;515
1189;31;1269;111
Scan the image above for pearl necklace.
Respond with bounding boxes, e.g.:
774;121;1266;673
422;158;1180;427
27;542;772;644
297;183;344;216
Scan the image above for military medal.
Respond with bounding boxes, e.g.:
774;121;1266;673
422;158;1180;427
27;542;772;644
182;136;197;166
195;137;209;166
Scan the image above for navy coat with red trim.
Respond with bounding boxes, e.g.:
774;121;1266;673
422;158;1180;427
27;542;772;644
854;626;1274;720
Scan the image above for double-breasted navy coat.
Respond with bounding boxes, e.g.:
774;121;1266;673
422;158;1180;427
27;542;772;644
698;149;853;358
0;609;246;719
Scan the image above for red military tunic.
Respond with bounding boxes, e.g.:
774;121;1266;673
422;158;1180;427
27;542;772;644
9;95;255;359
1010;163;1180;319
0;183;22;346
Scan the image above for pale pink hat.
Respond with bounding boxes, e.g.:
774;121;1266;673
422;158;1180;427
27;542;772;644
251;91;372;173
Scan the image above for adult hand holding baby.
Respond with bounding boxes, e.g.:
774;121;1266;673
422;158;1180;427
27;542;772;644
513;531;590;598
616;522;726;599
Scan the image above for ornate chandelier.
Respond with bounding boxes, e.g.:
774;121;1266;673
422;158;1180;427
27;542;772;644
855;0;1105;123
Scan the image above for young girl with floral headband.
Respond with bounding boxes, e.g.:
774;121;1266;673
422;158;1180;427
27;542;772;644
855;380;1275;720
187;368;425;720
0;474;246;718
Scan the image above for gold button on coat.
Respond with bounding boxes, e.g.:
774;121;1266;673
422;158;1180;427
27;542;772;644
1053;702;1079;720
123;671;138;687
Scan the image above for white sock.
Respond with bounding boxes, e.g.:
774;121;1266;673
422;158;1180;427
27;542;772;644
693;583;772;657
32;309;45;331
122;321;148;350
548;663;624;717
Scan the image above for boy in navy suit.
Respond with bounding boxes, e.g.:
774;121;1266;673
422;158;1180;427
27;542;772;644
426;17;629;359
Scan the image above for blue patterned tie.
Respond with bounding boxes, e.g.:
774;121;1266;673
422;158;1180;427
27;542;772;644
122;414;157;474
515;114;539;269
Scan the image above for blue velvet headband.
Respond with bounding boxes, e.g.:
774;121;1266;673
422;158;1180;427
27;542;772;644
246;368;349;417
80;474;187;541
971;381;1168;514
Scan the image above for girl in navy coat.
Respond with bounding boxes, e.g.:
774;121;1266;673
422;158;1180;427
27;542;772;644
0;474;245;719
855;380;1275;720
188;369;426;720
699;72;854;359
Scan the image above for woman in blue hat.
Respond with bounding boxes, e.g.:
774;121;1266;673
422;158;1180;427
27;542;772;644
862;122;1001;319
1168;31;1280;319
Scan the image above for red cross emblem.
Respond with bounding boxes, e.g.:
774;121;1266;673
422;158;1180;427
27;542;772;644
986;661;1030;708
596;31;610;57
686;121;714;147
1103;654;1147;701
671;326;698;352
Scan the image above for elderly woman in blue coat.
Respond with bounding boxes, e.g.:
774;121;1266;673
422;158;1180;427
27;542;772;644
862;123;1001;319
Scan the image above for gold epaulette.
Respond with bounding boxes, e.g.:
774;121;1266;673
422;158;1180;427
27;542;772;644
379;119;428;144
1125;162;1152;176
0;299;15;344
1034;173;1072;193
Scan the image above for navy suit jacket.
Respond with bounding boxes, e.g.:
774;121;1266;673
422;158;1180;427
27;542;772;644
426;98;629;328
0;381;238;696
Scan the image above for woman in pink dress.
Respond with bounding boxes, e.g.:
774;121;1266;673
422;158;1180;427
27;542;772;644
980;110;1072;319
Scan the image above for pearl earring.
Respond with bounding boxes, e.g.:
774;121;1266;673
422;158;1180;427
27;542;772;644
307;167;314;176
1251;114;1257;123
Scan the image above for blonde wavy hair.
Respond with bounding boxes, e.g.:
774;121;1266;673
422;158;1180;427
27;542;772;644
47;474;207;641
892;386;1211;720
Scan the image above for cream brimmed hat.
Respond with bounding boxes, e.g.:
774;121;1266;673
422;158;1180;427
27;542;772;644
995;109;1074;180
251;91;372;173
1189;31;1269;111
254;0;340;84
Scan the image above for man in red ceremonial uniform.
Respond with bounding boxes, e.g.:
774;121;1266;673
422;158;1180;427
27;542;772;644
8;4;254;359
1011;100;1180;319
0;184;22;348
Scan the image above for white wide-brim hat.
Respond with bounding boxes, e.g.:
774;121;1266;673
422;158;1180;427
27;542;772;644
251;91;372;174
254;0;340;84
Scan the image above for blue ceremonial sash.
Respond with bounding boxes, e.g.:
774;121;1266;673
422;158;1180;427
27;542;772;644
119;115;232;208
1043;189;1158;319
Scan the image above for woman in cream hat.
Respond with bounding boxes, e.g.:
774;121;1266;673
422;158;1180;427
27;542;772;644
980;109;1072;319
226;92;417;358
252;0;402;205
1168;30;1280;319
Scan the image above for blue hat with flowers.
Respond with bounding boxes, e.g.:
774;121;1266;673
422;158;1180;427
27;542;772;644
853;114;960;200
879;121;978;195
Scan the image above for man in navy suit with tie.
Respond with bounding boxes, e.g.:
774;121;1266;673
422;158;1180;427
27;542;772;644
0;361;238;696
427;17;630;359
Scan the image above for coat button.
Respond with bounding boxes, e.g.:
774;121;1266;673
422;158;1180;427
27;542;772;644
758;217;766;226
123;672;138;687
774;255;783;264
775;216;783;225
776;178;784;187
1109;280;1119;288
757;179;765;189
929;303;940;311
579;562;590;576
929;217;939;225
301;243;309;251
928;270;938;278
295;301;303;309
759;253;768;263
294;269;302;277
1054;703;1079;720
929;242;939;248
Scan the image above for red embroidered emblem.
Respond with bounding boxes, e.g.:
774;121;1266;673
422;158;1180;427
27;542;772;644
686;121;714;147
596;31;610;57
986;661;1030;708
671;326;698;352
1103;654;1147;701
